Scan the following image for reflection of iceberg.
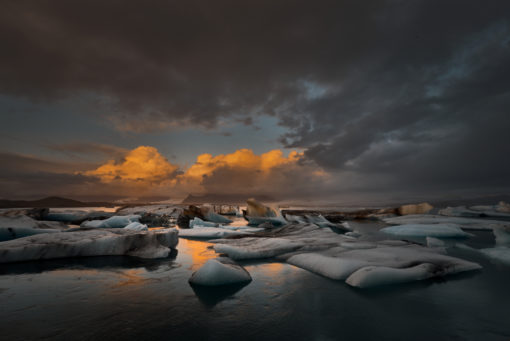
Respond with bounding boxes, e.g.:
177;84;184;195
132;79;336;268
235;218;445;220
190;282;250;308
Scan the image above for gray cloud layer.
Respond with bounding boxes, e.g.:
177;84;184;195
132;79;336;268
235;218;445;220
1;0;509;198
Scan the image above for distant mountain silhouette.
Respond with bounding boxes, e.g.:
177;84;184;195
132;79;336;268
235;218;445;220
181;194;275;205
0;196;114;208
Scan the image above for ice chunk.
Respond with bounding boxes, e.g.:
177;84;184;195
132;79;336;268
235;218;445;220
0;216;67;241
210;223;481;287
397;202;433;215
439;206;510;220
189;257;252;286
123;222;148;231
0;228;178;263
426;237;445;248
46;210;114;224
346;264;437;288
285;214;307;224
305;214;337;228
246;216;287;226
201;205;233;224
288;253;368;280
189;217;218;228
178;227;251;239
214;238;304;260
493;226;510;245
81;215;141;228
381;224;472;238
116;205;182;217
480;247;510;265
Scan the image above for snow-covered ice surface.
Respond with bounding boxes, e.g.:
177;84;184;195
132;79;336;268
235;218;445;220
381;224;472;238
81;215;141;228
0;228;178;263
178;227;251;239
189;217;218;228
383;214;510;230
189;257;252;286
210;223;480;287
123;222;148;231
0;216;68;241
439;206;510;220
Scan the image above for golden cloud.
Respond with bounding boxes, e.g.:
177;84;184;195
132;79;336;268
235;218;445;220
83;146;330;198
84;146;178;183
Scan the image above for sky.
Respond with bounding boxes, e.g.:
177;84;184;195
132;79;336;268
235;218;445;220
1;0;510;203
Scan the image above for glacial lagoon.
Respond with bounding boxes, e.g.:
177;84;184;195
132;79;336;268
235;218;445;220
1;215;510;341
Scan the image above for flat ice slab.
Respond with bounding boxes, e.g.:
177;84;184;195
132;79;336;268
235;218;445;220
0;228;178;263
81;215;141;228
383;214;510;230
0;215;68;241
210;223;480;288
189;257;252;286
381;224;472;238
178;227;251;239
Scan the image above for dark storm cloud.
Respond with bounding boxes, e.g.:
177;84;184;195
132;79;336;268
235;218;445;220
1;0;510;196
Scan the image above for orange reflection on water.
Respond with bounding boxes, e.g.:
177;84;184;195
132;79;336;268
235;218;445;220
254;262;286;276
181;238;218;270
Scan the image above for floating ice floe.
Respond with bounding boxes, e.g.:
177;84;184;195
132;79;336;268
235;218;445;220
0;228;178;263
383;214;508;230
189;257;252;286
0;215;68;241
201;205;233;224
479;247;510;265
123;222;148;231
189;217;218;228
304;215;337;228
178;227;251;239
381;224;472;238
80;215;141;228
46;210;114;224
439;206;510;220
426;237;446;248
210;223;480;288
285;214;307;224
116;205;182;217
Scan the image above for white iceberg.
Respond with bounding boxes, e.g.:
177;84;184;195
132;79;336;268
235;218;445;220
304;214;337;228
285;214;307;224
210;223;480;288
189;217;219;228
0;216;67;241
383;214;507;230
189;257;252;286
439;206;510;220
346;263;437;288
80;215;141;228
245;198;287;226
426;237;445;248
0;228;178;263
381;224;472;238
123;222;148;231
480;247;510;265
178;227;251;239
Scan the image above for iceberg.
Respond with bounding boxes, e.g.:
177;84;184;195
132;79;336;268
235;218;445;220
439;206;510;220
382;214;507;230
493;226;510;245
480;247;510;265
210;223;480;288
397;202;433;215
123;222;148;231
244;198;287;226
0;215;67;241
189;257;252;286
0;228;178;263
426;237;445;248
189;217;219;228
116;205;182;217
80;215;141;228
201;205;233;224
346;263;437;288
304;214;337;228
178;227;251;239
46;210;114;224
381;224;472;238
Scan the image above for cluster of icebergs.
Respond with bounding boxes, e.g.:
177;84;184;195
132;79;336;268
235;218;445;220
1;199;510;290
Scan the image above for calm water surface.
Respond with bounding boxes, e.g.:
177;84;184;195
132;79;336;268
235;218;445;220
0;221;509;340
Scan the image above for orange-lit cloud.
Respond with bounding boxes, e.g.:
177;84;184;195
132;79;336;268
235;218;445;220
84;146;178;183
83;145;330;199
